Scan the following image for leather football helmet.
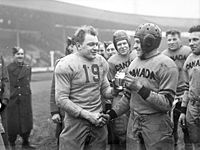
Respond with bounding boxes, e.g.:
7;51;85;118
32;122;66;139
134;23;162;53
113;30;131;50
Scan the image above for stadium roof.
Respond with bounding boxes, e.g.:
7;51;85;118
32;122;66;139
0;0;199;31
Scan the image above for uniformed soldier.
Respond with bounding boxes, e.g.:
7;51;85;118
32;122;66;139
7;47;35;149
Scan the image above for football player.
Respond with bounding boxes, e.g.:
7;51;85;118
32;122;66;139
162;29;192;149
106;23;178;150
107;30;136;150
179;25;200;150
55;25;119;150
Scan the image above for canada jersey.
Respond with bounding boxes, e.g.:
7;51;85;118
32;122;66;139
55;53;110;114
127;53;178;114
183;53;200;99
107;50;137;80
162;45;191;96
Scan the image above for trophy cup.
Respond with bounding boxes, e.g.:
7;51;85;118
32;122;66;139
115;71;125;90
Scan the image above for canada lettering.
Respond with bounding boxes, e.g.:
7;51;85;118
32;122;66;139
186;59;200;70
170;55;187;61
129;68;156;80
115;60;131;71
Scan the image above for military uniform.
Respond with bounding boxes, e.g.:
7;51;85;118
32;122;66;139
7;62;33;145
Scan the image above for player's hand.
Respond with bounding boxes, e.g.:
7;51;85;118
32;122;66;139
111;79;123;96
52;114;61;123
124;74;143;92
179;113;186;128
80;110;104;126
97;113;110;127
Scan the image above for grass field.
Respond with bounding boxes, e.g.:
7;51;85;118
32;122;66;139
30;72;57;150
12;71;185;150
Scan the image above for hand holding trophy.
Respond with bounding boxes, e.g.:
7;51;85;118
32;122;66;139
114;71;126;90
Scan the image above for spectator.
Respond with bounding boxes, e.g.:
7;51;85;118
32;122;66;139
179;25;200;150
7;47;35;149
65;36;77;55
55;25;118;150
97;41;107;59
104;41;117;60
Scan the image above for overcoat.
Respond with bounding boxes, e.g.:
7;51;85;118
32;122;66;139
7;62;33;135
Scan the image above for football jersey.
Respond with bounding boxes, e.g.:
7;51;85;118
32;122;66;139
125;53;178;114
107;50;137;81
55;53;110;117
162;45;191;96
183;53;200;99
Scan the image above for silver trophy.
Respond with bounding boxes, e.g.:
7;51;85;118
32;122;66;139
115;72;125;90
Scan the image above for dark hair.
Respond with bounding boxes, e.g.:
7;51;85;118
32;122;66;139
104;41;113;49
166;29;181;37
66;36;75;46
74;25;98;44
12;47;24;55
65;36;76;55
188;25;200;33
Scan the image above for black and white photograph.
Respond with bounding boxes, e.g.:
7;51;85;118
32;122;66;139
0;0;200;149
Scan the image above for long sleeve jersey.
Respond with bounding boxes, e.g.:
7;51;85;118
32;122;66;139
55;53;112;117
113;52;178;115
162;45;191;97
107;50;137;81
182;53;200;107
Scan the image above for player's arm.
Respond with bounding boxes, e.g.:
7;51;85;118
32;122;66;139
146;64;178;112
143;65;178;112
107;92;130;120
179;66;190;127
180;67;190;113
55;61;83;118
101;60;121;99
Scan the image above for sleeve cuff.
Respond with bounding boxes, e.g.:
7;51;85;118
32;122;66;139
108;109;118;120
138;86;151;100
